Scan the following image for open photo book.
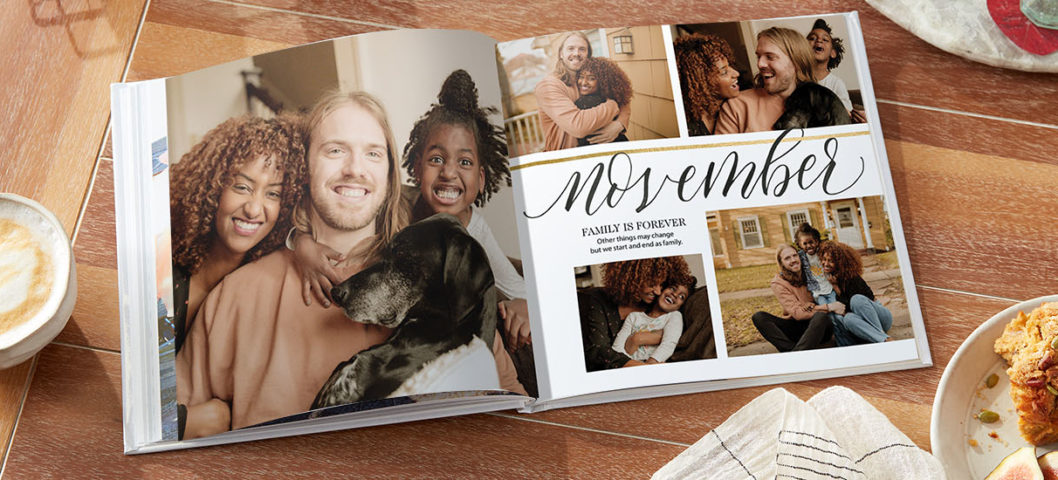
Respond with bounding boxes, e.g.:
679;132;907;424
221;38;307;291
111;11;931;454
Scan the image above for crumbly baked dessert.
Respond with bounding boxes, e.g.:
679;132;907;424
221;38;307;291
994;302;1058;445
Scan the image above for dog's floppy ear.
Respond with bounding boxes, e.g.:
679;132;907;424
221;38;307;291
441;227;494;318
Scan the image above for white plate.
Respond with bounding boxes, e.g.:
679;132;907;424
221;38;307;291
931;295;1058;477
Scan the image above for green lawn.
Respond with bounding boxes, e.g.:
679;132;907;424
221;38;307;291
714;264;776;293
720;295;779;348
715;250;901;294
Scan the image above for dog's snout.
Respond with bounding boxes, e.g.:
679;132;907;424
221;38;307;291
331;286;347;306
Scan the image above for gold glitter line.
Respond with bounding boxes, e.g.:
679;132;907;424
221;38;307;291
510;130;871;171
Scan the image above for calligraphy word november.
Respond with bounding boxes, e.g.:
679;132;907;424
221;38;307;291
524;130;865;219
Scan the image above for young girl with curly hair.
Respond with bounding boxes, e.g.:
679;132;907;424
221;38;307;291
673;33;741;136
819;240;892;345
578;256;692;371
402;69;535;351
168;114;306;353
572;57;633;146
611;273;696;365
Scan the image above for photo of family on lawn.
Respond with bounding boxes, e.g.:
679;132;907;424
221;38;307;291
709;196;913;357
497;26;679;155
673;15;867;135
574;254;717;372
155;30;538;441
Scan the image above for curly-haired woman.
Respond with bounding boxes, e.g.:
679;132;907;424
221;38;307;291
578;256;692;371
751;244;833;352
573;57;633;146
819;240;892;345
169;115;306;354
674;33;741;136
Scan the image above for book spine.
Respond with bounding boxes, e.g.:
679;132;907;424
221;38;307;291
111;80;166;453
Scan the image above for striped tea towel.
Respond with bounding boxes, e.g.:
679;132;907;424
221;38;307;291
652;387;945;480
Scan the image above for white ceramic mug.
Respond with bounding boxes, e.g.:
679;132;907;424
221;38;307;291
0;193;77;369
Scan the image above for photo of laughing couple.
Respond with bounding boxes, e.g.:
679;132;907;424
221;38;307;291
674;16;867;136
160;31;537;440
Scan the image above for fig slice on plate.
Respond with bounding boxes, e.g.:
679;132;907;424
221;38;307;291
986;447;1043;480
1038;451;1058;480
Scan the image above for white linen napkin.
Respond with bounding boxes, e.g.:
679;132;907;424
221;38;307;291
652;386;945;480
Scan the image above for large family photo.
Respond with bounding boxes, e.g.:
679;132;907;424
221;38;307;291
709;196;913;358
159;30;537;440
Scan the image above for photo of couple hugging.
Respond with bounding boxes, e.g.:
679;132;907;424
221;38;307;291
576;254;717;372
534;31;634;151
674;16;866;136
166;61;536;440
498;26;678;155
752;223;895;353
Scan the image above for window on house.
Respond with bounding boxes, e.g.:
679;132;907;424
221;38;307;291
786;209;810;239
738;216;764;249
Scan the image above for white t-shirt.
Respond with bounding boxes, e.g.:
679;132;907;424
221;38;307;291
611;310;683;362
818;73;853;112
466;208;527;300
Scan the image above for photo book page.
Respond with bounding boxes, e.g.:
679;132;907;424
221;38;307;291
496;12;930;409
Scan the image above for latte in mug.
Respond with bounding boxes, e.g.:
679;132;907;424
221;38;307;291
0;194;75;369
0;217;55;333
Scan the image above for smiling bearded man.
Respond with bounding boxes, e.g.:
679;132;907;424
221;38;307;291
715;27;816;134
534;31;630;151
175;91;525;440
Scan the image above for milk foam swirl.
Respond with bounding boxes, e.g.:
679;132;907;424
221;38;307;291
0;218;54;334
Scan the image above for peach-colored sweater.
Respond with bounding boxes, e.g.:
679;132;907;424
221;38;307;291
535;75;631;151
715;88;786;134
176;249;526;430
769;273;817;321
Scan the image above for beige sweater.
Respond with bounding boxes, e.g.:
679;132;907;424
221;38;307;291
535;75;631;151
715;88;786;134
769;273;817;321
176;249;526;430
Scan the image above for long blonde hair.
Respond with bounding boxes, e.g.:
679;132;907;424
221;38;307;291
296;90;409;261
551;31;593;87
754;27;816;89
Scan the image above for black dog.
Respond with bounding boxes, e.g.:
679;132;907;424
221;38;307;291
310;214;497;409
773;82;851;130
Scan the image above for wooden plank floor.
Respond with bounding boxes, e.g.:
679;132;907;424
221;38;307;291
2;0;1057;477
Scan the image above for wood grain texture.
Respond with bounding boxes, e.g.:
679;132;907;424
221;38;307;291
889;141;1058;300
56;264;120;351
0;359;34;465
0;0;145;230
877;102;1058;168
127;22;292;82
5;345;685;479
146;0;385;47
73;159;115;270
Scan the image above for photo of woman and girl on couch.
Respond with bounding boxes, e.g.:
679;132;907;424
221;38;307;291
576;255;717;372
